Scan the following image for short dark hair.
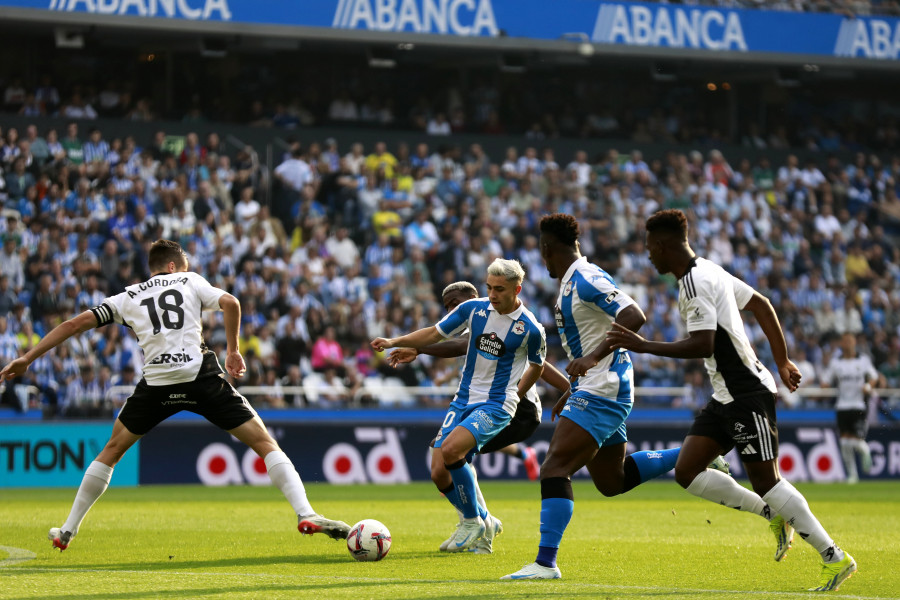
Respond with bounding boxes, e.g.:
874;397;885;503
442;281;478;300
148;239;187;272
539;213;579;248
646;209;688;240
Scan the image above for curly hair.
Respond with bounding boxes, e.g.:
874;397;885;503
646;209;688;239
539;213;579;248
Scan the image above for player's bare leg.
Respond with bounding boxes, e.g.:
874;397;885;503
50;419;142;550
230;416;349;540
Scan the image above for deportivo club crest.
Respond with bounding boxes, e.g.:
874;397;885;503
512;321;525;335
564;281;573;296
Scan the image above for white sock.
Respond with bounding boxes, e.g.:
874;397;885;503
62;461;113;535
763;479;844;563
264;451;314;518
685;469;770;518
466;462;489;515
839;439;859;482
853;438;872;473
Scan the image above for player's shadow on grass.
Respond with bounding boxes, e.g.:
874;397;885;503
6;581;390;600
98;552;358;570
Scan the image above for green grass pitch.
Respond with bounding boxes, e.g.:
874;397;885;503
1;481;898;599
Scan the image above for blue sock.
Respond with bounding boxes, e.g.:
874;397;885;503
536;497;573;568
463;463;489;520
439;483;463;513
630;448;679;482
447;460;481;519
515;446;528;461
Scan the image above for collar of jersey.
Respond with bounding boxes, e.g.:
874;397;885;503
561;256;589;285
487;299;526;320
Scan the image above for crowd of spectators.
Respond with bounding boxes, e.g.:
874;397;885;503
1;117;899;417
5;65;900;158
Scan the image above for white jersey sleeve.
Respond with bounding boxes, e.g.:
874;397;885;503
731;274;755;309
188;272;227;310
682;274;718;333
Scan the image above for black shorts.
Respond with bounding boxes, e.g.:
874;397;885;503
118;355;257;435
688;393;778;463
429;399;541;454
836;409;868;439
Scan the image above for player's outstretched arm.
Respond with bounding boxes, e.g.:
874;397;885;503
387;337;469;367
607;323;715;359
742;292;801;392
219;293;246;379
540;361;571;392
372;326;444;353
0;310;98;382
567;304;646;378
517;362;544;401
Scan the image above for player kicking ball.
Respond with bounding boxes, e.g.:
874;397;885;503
606;210;856;592
388;281;571;553
372;259;547;553
0;240;350;551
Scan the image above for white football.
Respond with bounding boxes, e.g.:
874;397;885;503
347;519;392;562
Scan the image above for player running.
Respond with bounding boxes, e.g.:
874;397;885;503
504;213;711;581
820;332;883;484
372;258;547;552
388;281;571;553
606;209;856;592
0;240;350;550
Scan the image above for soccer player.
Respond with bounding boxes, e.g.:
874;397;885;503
606;209;856;592
820;332;883;484
503;213;703;581
388;281;571;553
0;240;350;551
372;258;547;552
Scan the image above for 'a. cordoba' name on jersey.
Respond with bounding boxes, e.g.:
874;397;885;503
91;272;226;385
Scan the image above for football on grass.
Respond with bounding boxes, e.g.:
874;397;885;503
347;519;392;561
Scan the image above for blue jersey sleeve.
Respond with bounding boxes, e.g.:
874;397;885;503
436;299;476;338
576;273;634;318
526;322;547;366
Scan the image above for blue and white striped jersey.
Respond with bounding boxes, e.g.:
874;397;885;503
555;257;636;401
436;298;546;416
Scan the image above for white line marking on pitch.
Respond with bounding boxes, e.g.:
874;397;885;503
0;546;36;567
0;566;881;599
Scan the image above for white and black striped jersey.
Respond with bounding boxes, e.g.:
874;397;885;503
91;272;226;386
678;257;777;404
820;353;878;411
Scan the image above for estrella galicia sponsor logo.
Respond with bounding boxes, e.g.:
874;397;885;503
591;3;747;51
476;332;506;359
332;0;498;36
554;306;565;329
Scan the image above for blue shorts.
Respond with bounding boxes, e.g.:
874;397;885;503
559;389;631;449
434;401;512;452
